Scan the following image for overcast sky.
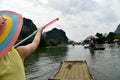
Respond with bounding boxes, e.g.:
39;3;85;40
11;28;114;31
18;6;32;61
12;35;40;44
1;0;120;42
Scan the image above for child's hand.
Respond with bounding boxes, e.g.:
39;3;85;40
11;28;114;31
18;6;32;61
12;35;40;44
36;27;43;34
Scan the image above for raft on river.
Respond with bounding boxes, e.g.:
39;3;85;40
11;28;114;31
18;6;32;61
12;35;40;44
48;60;94;80
90;47;105;50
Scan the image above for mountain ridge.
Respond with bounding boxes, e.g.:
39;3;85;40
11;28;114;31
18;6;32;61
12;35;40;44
44;28;69;43
114;24;120;33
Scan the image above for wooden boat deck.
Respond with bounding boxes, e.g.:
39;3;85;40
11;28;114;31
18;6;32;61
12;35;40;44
49;61;94;80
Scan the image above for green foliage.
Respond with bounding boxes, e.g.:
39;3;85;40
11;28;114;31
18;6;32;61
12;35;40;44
95;33;105;44
105;32;117;43
84;40;90;44
40;36;61;47
115;33;120;39
96;32;120;43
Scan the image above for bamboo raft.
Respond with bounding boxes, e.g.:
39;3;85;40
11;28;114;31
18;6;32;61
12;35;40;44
49;61;94;80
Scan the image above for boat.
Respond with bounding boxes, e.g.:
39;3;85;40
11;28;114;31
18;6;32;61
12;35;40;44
94;47;105;50
90;47;105;50
84;44;90;48
48;60;94;80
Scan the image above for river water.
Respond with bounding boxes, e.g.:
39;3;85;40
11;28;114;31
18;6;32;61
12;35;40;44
24;44;120;80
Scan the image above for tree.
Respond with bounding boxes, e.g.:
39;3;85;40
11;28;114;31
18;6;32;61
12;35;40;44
95;33;104;44
106;32;116;43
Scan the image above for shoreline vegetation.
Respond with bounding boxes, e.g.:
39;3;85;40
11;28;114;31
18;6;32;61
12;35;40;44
83;32;120;44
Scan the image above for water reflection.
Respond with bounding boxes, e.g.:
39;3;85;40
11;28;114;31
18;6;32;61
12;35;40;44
39;46;68;62
89;49;95;54
24;44;120;80
89;44;105;57
24;46;68;80
106;43;120;49
88;44;120;80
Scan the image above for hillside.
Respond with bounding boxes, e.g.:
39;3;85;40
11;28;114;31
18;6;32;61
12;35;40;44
17;17;37;45
17;18;69;46
44;28;69;43
114;24;120;33
20;17;37;37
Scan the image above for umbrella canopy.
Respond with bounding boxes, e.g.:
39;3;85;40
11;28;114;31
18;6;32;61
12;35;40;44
86;35;98;40
0;10;23;58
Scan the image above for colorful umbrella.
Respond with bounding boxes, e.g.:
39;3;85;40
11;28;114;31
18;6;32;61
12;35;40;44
86;35;98;40
0;10;23;58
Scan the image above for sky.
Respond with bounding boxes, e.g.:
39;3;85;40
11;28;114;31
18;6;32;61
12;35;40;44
1;0;120;42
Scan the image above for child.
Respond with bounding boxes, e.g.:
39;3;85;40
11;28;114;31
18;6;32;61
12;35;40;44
0;10;43;80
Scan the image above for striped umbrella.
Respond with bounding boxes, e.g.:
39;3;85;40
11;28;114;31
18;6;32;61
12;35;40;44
0;10;23;58
86;35;98;40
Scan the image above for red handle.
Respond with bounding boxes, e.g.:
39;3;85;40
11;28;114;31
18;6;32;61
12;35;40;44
42;18;59;30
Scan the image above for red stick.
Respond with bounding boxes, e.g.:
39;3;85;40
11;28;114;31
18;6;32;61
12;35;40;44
42;18;59;29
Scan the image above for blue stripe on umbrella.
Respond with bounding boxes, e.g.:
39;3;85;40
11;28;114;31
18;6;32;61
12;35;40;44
90;35;94;40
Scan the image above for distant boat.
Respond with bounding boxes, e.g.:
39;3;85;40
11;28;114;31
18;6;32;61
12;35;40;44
90;47;105;50
72;43;75;46
48;60;94;80
84;44;90;48
94;47;105;50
